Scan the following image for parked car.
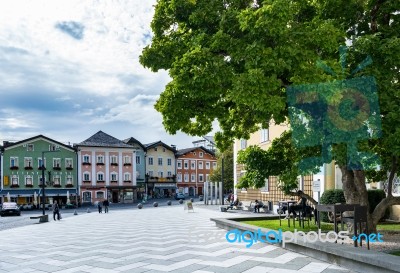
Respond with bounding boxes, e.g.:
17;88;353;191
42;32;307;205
174;193;186;200
0;202;21;216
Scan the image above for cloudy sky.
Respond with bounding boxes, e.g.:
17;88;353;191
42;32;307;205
0;0;200;149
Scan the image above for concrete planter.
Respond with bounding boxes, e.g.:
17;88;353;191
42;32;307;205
137;203;143;209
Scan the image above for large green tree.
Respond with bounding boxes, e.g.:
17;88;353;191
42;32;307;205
140;0;400;231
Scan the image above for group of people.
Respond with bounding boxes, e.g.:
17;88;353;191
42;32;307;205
97;199;110;213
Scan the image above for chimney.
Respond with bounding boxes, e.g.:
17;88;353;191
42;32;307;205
171;144;177;150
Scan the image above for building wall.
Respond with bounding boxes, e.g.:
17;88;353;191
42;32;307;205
2;137;76;204
77;147;136;204
145;145;176;179
176;148;217;196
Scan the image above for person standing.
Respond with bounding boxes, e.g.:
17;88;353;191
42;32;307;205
97;201;102;213
52;200;60;221
103;199;109;213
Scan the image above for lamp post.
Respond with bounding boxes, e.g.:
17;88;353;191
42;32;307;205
221;155;224;205
41;150;60;215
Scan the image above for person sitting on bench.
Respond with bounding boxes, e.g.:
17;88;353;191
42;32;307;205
227;199;239;210
286;192;311;219
254;200;262;213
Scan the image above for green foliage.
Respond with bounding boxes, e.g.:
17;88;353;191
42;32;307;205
209;146;234;192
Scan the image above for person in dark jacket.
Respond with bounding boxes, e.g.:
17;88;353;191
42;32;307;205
52;200;60;221
103;199;109;213
97;201;103;213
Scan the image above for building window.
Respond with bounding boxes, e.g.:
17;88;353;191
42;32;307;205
158;171;164;178
83;192;91;202
136;156;141;164
83;155;90;164
167;158;172;166
191;173;196;182
38;158;46;168
53;175;61;185
184;173;189;182
198;161;203;169
10;157;19;168
65;158;73;169
184;160;189;169
25;175;33;186
27;143;34;151
96;191;105;199
49;144;58;151
177;160;182;169
206;162;210;169
163;148;166;152
124;173;131;181
148;171;154;177
154;147;157;151
24;157;33;168
191;161;196;169
158;157;163;166
111;173;118;181
199;152;203;158
177;173;182;182
124;156;131;165
199;174;204;182
206;174;210;182
148;157;154;165
66;176;73;185
53;158;61;168
97;173;104;181
261;129;269;142
213;162;217;169
97;155;104;164
240;139;247;149
83;172;90;181
12;175;19;185
167;171;172;177
110;156;118;165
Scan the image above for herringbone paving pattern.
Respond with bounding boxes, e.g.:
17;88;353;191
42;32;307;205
0;206;356;273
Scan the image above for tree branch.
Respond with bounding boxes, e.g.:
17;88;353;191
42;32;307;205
387;156;398;197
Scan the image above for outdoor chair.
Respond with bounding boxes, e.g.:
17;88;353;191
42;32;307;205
341;205;370;249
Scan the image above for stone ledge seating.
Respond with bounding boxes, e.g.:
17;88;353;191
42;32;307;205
220;201;271;213
30;214;49;223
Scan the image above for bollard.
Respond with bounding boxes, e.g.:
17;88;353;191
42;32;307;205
179;199;183;204
137;203;143;209
87;208;91;213
153;202;158;207
167;200;172;206
74;209;78;215
190;198;194;202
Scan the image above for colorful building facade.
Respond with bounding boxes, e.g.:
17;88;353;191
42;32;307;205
76;131;136;204
144;141;177;198
176;147;217;196
1;135;77;206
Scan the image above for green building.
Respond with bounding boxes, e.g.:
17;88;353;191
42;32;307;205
1;135;77;207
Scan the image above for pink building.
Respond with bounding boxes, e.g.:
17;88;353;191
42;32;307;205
76;131;137;204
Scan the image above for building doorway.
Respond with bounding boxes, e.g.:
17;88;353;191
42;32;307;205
112;191;118;203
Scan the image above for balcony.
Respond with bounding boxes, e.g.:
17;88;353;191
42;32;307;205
10;166;19;170
53;166;61;171
53;184;61;188
110;180;118;183
38;166;46;170
83;180;91;183
123;163;131;166
66;166;73;170
82;162;91;166
66;184;74;188
24;166;33;170
10;184;19;188
25;184;33;188
123;180;131;183
97;180;105;183
96;162;105;166
111;163;118;166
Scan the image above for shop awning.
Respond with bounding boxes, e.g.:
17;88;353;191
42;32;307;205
0;189;40;197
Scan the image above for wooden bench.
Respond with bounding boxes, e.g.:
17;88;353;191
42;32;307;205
30;215;49;223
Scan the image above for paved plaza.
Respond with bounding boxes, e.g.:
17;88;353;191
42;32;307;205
0;205;357;273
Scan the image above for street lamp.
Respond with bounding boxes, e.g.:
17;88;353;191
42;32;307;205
221;155;224;205
41;150;60;215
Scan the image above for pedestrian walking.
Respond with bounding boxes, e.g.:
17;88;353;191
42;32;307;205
97;201;102;213
52;200;60;221
103;199;109;213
